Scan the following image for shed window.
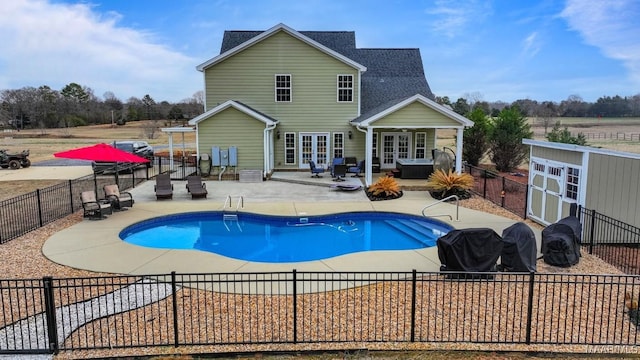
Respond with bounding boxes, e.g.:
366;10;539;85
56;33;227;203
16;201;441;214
284;132;296;165
275;74;291;102
565;167;580;200
337;75;353;102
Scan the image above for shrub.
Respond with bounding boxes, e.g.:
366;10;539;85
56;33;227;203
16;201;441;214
426;169;474;200
366;176;401;200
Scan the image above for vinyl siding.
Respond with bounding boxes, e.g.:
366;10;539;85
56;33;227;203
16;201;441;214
531;146;582;166
586;153;640;226
204;30;361;169
197;107;266;170
372;102;461;127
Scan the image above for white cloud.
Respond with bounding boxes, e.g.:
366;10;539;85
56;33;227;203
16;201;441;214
522;32;541;58
561;0;640;85
0;0;200;101
425;0;492;38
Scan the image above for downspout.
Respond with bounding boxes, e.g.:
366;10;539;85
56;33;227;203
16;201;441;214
264;123;277;178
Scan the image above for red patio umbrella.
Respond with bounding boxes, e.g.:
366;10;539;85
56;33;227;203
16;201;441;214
53;143;150;163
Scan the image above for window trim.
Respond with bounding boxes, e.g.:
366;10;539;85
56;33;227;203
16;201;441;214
284;132;296;165
565;166;580;201
275;74;292;102
414;132;427;159
337;74;353;102
333;132;344;159
371;132;378;157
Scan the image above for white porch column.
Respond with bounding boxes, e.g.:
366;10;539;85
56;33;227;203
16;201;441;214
168;133;174;171
455;127;463;173
365;127;373;186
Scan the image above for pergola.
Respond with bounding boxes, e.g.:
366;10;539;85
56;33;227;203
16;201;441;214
160;127;196;171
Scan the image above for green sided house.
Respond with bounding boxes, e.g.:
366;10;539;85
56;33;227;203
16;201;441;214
189;23;473;185
523;139;640;228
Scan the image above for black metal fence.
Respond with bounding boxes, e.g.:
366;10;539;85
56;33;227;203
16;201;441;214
464;165;529;218
579;206;640;275
1;271;639;355
0;156;196;245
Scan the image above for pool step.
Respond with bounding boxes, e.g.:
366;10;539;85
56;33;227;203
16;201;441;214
384;219;439;247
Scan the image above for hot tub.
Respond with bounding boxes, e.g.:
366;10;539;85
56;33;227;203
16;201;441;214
395;159;434;179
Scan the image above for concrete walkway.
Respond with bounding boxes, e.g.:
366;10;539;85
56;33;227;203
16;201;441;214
43;173;540;276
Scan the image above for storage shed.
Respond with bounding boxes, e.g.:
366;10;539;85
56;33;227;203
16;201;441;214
523;139;640;228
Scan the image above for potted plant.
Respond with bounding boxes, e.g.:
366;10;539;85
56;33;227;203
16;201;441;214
426;169;474;200
366;176;403;201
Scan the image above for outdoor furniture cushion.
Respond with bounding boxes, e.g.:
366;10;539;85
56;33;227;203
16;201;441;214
81;190;111;219
103;184;134;209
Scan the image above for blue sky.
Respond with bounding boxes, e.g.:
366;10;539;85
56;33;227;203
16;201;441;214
0;0;638;104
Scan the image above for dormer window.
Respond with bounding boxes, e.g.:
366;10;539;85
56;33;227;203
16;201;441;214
275;74;291;102
337;75;353;102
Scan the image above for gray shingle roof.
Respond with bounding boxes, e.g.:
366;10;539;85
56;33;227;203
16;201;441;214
220;29;434;117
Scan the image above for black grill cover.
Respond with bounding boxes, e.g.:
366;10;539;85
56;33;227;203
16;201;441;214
541;216;582;267
437;228;503;273
499;222;537;272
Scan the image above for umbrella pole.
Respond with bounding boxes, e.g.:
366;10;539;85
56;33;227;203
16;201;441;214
94;172;98;196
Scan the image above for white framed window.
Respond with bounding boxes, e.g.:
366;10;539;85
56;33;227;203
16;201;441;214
337;75;353;102
414;132;426;159
372;132;378;157
333;132;344;158
284;132;296;165
565;167;580;200
275;74;291;102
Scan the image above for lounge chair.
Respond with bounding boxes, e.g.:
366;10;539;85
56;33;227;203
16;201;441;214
103;184;134;210
309;161;325;178
186;175;208;199
347;160;365;177
154;173;173;200
81;190;112;219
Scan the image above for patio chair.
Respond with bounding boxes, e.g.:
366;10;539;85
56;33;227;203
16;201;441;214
347;160;365;177
81;190;112;219
344;156;357;168
332;164;347;181
186;175;208;199
372;157;381;173
308;161;325;178
330;158;344;177
103;184;134;210
154;173;173;200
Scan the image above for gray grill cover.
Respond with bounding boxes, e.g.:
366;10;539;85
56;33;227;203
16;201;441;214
437;228;503;273
499;222;537;272
541;216;582;267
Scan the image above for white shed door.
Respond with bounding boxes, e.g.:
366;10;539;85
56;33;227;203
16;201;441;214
528;158;564;225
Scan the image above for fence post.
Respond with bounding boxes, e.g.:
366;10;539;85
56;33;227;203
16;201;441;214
523;184;529;219
410;269;417;342
500;177;506;208
43;277;59;354
68;180;74;214
525;272;535;345
483;169;487;198
292;269;298;344
36;189;44;227
589;209;596;254
171;272;179;347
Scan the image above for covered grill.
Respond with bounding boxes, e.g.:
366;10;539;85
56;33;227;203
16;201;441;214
499;222;537;272
437;228;503;275
541;216;582;267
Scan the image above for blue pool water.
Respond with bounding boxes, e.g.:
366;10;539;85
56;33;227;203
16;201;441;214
120;211;453;263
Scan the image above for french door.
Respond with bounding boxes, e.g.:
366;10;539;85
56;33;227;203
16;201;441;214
299;133;329;168
381;132;411;169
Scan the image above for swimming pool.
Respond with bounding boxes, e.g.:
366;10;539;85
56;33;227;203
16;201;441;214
120;211;453;263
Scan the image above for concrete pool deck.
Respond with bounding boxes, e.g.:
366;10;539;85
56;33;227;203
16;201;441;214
43;173;541;276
